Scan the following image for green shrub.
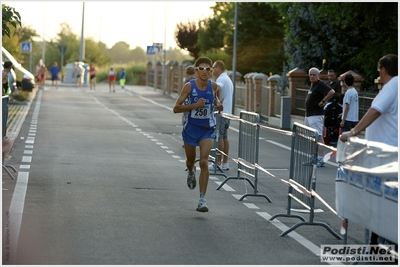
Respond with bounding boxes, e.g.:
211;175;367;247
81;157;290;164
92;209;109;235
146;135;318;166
11;90;30;102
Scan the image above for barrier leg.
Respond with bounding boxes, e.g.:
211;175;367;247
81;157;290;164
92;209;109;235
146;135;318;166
2;164;16;180
269;213;306;222
216;175;255;190
239;192;271;202
279;221;343;240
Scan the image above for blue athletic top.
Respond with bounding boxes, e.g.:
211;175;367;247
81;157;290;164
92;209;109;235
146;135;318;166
183;79;216;128
119;70;126;79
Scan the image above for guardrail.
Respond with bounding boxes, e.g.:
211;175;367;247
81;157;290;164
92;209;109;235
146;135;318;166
268;122;342;239
216;111;271;202
212;112;353;241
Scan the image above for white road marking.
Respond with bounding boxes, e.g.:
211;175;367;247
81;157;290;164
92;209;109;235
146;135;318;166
6;170;29;264
243;203;260;209
256;212;342;265
215;182;235;191
21;156;32;163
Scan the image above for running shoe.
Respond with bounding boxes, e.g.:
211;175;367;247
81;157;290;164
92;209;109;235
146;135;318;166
196;199;209;212
220;163;230;170
208;163;216;170
187;168;196;190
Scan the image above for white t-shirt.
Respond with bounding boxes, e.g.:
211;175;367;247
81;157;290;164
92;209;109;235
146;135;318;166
216;72;233;115
342;87;359;122
365;76;398;146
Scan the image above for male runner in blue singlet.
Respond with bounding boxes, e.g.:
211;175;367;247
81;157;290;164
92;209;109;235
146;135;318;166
173;57;223;212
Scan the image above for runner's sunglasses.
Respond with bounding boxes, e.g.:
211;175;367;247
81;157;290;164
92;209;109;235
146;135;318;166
195;67;212;72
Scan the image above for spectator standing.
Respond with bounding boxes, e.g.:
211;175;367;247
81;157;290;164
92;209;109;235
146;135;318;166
339;74;359;132
173;57;223;212
327;69;342;95
74;63;83;87
35;59;43;85
340;54;398;146
8;67;17;94
40;65;47;89
2;61;13;96
89;64;97;91
184;66;196;83
119;68;126;89
108;67;117;92
340;54;398;245
305;67;335;167
209;60;233;171
49;61;60;88
36;60;47;89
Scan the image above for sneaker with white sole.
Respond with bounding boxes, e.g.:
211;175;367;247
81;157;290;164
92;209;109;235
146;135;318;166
187;168;196;190
196;199;209;212
208;163;216;170
220;163;229;170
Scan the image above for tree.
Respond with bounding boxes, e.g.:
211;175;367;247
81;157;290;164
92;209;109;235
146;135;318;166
275;2;398;89
2;4;21;38
174;20;200;59
197;16;226;54
227;2;285;75
108;41;132;64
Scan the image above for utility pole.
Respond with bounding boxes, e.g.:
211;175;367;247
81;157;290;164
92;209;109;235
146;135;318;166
162;2;167;95
231;2;238;115
41;3;46;64
79;2;85;61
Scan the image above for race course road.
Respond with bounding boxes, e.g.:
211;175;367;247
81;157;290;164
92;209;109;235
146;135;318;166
2;84;367;265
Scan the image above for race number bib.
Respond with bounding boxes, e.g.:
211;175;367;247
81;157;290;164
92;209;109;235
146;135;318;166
191;104;211;119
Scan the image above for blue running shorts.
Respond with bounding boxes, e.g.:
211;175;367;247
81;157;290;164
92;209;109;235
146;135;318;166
182;123;216;146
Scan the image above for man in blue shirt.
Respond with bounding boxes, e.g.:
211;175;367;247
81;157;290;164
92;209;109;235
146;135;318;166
119;68;126;89
49;61;60;88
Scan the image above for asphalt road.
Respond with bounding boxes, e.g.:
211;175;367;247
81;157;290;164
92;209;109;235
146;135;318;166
2;83;367;265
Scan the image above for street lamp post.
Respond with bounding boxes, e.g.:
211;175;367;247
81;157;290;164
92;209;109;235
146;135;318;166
232;2;238;115
79;2;85;61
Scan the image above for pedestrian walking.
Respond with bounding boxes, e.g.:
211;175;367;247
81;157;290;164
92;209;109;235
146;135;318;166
89;64;97;91
108;67;117;92
49;61;60;88
305;67;335;167
119;68;126;89
209;60;233;171
173;57;223;212
35;59;44;88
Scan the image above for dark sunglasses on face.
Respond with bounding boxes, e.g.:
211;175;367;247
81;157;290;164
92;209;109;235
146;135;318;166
196;67;212;72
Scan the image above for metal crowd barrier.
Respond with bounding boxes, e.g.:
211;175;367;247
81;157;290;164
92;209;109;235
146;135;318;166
216;111;271;202
269;122;341;239
207;113;228;179
2;95;17;180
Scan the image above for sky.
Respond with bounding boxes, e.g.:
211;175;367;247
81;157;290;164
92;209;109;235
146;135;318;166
4;1;216;51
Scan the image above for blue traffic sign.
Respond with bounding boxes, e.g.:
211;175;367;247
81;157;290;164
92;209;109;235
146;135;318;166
21;42;32;53
146;46;155;55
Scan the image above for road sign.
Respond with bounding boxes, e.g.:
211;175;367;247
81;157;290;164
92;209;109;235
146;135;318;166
153;43;163;53
21;42;32;53
146;46;156;55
